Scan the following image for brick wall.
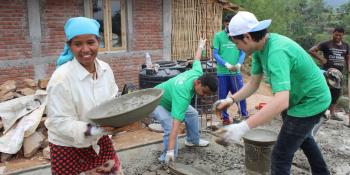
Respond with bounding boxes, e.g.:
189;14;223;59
41;0;84;57
0;66;35;88
132;0;163;51
0;0;164;90
108;57;145;89
0;0;32;60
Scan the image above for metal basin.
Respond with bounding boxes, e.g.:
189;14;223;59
86;88;163;127
242;128;277;146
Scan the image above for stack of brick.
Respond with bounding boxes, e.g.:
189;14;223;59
0;78;50;103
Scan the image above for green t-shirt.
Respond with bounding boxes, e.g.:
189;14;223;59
155;60;203;121
251;33;331;117
212;31;240;75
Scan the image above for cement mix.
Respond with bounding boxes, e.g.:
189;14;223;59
12;113;350;175
118;114;350;175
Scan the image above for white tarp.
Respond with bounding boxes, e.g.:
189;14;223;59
0;90;47;154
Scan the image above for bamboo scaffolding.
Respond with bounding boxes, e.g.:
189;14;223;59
171;0;222;61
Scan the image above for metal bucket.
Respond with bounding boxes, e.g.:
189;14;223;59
86;88;163;127
242;128;277;175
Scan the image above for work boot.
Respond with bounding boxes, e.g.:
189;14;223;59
330;114;343;121
185;139;209;147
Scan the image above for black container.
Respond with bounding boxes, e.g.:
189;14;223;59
139;61;186;89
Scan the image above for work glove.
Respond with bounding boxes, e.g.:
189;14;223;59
213;97;235;117
224;62;235;71
234;63;241;71
85;124;104;136
225;63;241;72
198;38;206;49
165;149;175;165
214;120;250;146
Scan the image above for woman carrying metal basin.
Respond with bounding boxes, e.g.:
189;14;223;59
45;17;123;175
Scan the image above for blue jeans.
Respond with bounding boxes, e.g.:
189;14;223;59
150;105;200;162
271;111;330;175
218;74;248;120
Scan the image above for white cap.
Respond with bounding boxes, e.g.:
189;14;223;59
228;11;272;36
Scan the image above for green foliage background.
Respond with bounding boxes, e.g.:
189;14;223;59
228;0;350;94
229;0;350;50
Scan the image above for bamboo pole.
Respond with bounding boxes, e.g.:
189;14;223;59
171;0;222;61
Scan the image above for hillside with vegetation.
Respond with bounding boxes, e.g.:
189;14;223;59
231;0;350;52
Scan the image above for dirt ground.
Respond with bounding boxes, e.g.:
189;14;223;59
119;79;350;175
3;75;350;175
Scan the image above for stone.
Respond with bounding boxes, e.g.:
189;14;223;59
38;78;50;90
23;78;37;89
42;146;50;160
0;80;16;95
337;96;349;112
17;88;35;96
148;123;163;133
0;91;15;102
41;138;49;149
1;152;13;162
23;131;45;158
38;117;47;128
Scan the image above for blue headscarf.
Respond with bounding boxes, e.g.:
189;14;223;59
56;17;100;66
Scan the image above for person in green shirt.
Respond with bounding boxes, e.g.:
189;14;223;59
212;14;248;125
150;38;218;166
213;11;331;175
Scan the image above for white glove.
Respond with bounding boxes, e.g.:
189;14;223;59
225;62;235;71
222;121;250;143
213;97;234;112
198;38;206;49
165;150;175;164
234;63;241;71
85;124;104;136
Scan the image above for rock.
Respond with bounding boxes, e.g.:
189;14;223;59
42;146;50;160
148;123;163;133
1;152;13;162
0;91;15;102
0;80;16;95
17;88;35;96
23;131;45;158
337;96;349;112
41;138;49;149
38;78;50;90
13;92;24;98
207;121;221;131
38;117;47;128
23;78;37;89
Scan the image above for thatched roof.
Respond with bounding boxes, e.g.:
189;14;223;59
214;0;240;11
